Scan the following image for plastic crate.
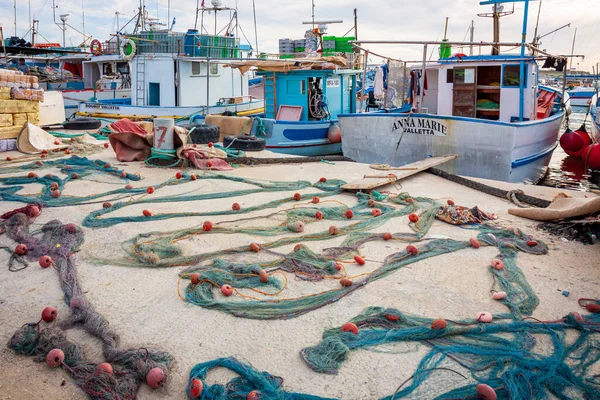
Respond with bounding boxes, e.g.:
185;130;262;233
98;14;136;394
279;54;294;59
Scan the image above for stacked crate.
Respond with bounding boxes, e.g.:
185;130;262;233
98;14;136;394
322;36;337;57
294;39;305;57
0;70;43;148
279;38;295;59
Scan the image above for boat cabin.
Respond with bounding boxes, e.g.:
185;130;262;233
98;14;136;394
419;55;549;122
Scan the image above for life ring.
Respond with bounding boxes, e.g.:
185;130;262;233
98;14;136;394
90;39;102;56
120;39;136;61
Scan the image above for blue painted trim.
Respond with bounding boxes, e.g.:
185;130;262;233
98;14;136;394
512;143;558;168
337;110;565;127
441;54;538;62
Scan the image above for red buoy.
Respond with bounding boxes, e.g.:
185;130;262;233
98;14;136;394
345;209;354;219
39;256;53;268
143;210;153;217
176;172;182;179
385;314;400;322
477;312;493;323
221;284;234;296
334;262;343;271
206;161;213;168
28;172;38;178
491;259;504;271
406;245;419;255
560;129;585;154
41;306;58;323
36;161;43;165
319;177;327;183
54;140;60;145
312;197;320;204
104;163;111;169
315;211;323;220
65;224;77;234
40;154;46;158
203;221;213;231
342;322;359;335
408;213;419;223
447;199;455;206
583;143;600;170
65;149;71;155
586;303;600;313
46;349;65;368
146;186;155;194
372;208;382;217
294;244;304;252
367;199;376;207
258;270;268;283
250;243;260;252
208;142;214;148
327;124;342;144
405;197;414;204
476;384;497;400
6;156;13;161
470;238;481;248
104;143;110;149
125;184;133;190
71;173;79;179
97;363;113;376
146;367;166;389
232;202;241;211
190;379;204;398
102;202;112;209
329;226;339;235
293;193;302;201
383;233;393;241
354;255;366;265
526;240;538;247
191;273;201;285
340;277;353;287
431;319;448;330
15;244;28;256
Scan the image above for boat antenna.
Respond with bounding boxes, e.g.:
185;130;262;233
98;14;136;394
252;0;259;53
569;27;577;72
532;0;542;49
477;1;513;55
469;20;474;55
28;0;32;43
353;8;358;41
167;0;170;30
312;0;315;30
81;0;86;45
13;0;17;36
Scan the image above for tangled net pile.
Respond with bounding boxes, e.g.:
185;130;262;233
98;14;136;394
2;208;173;399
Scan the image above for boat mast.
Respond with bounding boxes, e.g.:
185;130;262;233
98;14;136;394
469;20;474;55
252;0;259;53
477;1;513;55
569;28;577;72
354;8;358;41
13;0;17;36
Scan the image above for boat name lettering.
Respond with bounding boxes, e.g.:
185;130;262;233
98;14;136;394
391;118;448;136
84;104;121;110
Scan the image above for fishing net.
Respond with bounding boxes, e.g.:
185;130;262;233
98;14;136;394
2;208;173;399
0;136;104;167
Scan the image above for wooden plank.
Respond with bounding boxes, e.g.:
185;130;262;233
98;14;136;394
341;155;459;191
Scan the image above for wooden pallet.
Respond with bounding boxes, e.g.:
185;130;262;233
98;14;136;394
341;155;459;191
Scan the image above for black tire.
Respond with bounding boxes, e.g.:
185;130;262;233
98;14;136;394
223;135;266;152
182;124;220;144
63;117;102;130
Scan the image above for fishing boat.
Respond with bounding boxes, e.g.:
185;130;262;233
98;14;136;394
339;0;569;184
590;94;600;142
567;79;599;107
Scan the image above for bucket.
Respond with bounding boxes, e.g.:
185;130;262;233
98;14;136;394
184;29;200;56
153;118;175;150
439;40;451;59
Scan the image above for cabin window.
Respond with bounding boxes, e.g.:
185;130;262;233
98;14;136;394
210;63;219;75
446;69;454;83
454;68;475;84
502;65;527;87
103;64;114;75
192;62;201;75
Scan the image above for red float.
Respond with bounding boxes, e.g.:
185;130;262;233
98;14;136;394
143;210;153;217
125;184;133;190
293;193;302;201
470;238;481;248
312;197;320;204
190;379;204;398
408;213;419;223
431;319;448;330
476;384;497;400
447;199;455;206
491;259;504;270
41;306;58;322
405;197;414;204
191;174;197;181
345;209;354;219
146;187;155;194
102;202;112;209
342;322;359;335
176;172;182;179
339;277;353;287
232;202;241;211
146;367;166;389
39;255;53;268
315;211;323;220
385;314;400;322
383;232;393;241
583;143;600;170
104;143;110;149
208;142;214;148
372;208;382;217
65;149;71;155
6;156;13;161
207;161;213;168
367;199;376;207
327;124;342;143
560;129;584;154
221;284;234;296
259;270;269;283
65;224;77;234
46;349;65;368
354;255;365;265
250;243;260;252
191;273;202;285
104;163;111;169
586;303;600;313
97;363;113;376
71;173;79;179
28;172;37;178
203;221;213;231
15;244;28;255
334;262;343;271
329;226;339;235
319;177;327;183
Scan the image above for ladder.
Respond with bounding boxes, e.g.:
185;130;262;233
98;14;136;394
263;74;277;118
135;55;146;106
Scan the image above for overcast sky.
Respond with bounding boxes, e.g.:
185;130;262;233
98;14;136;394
1;0;599;71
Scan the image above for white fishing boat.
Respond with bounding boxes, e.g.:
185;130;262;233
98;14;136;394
591;94;600;142
339;0;569;183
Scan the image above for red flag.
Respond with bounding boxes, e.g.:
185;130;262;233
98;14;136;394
201;0;205;6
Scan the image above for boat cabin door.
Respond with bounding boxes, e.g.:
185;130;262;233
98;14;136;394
452;67;476;117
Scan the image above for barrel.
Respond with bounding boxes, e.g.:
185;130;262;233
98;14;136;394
439;39;451;59
184;29;199;56
153;118;175;150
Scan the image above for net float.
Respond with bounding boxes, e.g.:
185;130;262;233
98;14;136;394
492;291;507;300
30;205;40;217
367;199;376;207
41;306;57;322
125;184;133;190
431;319;448;330
193;144;197;148
527;240;538;247
470;238;481;248
15;244;28;255
97;363;113;376
258;270;268;283
121;171;127;178
570;312;584;322
292;221;305;233
250;243;260;252
329;226;339;235
372;208;382;217
54;140;60;145
41;150;48;155
312;197;320;204
104;143;109;148
40;154;47;158
6;156;13;161
586;303;600;313
206;161;213;168
46;349;64;368
208;142;214;148
385;314;400;322
71;173;79;179
491;259;504;270
383;233;393;241
65;224;77;234
143;210;153;217
50;182;59;190
64;149;71;155
447;199;455;206
334;262;343;271
339;277;353;287
203;221;213;231
476;384;497;400
191;273;201;285
232;202;241;211
247;390;260;400
406;245;419;255
342;322;359;335
583;143;600;170
354;255;365;265
190;379;204;398
293;193;302;201
477;312;493;323
315;211;323;220
28;172;37;178
191;174;197;181
319;177;327;183
405;197;414;203
176;172;183;179
146;367;166;389
409;214;419;223
146;186;155;194
102;202;112;209
104;163;111;169
39;255;53;268
345;210;354;219
294;244;304;252
36;161;43;165
221;284;234;296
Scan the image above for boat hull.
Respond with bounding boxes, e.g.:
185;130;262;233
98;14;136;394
59;89;131;118
338;112;565;183
566;90;597;107
591;95;600;142
262;120;341;157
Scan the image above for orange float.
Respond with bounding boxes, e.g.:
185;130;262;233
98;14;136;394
408;213;419;223
191;273;201;285
220;284;234;296
143;210;153;217
342;322;359;334
97;363;113;376
250;243;260;252
146;186;155;194
190;379;204;398
431;319;448;330
46;349;65;368
329;226;339;235
383;233;393;241
339;278;353;287
39;256;53;268
41;306;57;322
354;255;365;265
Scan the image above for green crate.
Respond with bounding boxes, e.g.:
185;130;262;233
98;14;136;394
279;54;294;59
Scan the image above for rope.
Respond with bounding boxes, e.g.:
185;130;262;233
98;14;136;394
145;148;180;168
507;190;532;208
223;156;354;165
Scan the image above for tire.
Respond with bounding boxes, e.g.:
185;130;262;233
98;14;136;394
182;124;220;144
223;135;266;152
63;117;102;130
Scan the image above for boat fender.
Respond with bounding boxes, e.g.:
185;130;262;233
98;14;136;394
62;117;102;131
223;135;266;151
182;124;220;144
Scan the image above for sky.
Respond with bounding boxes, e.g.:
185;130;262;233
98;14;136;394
1;0;599;72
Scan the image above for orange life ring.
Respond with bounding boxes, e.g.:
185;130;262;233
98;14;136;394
90;39;102;56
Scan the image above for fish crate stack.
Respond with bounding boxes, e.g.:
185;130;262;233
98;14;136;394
294;39;305;57
279;38;295;59
0;70;43;151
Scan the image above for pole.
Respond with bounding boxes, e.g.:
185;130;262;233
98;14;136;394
354;8;358;41
14;0;17;37
252;0;259;54
569;28;577;72
469;21;474;56
532;0;543;53
418;44;427;113
492;4;500;55
518;0;530;121
63;20;66;47
312;0;315;30
81;0;85;44
195;0;199;30
443;17;449;40
401;61;407;105
206;59;210;116
167;0;170;31
360;50;368;113
28;0;32;43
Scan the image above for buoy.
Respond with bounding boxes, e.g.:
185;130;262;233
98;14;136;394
383;233;393;241
491;259;504;270
527;240;538;247
345;209;354;219
258;270;268;283
334;262;343;271
221;284;234;296
39;256;53;268
447;199;455;206
492;291;507;300
319;177;327;183
329;226;339;235
71;173;79;179
312;197;320;204
431;319;447;330
586;303;600;313
342;322;359;335
340;277;353;287
315;211;323;220
104;163;111;169
28;172;37;178
406;245;419;255
146;186;155;194
30;206;40;217
104;143;110;149
42;150;48;155
408;213;419;223
102;202;112;209
36;161;43;165
560;129;585;155
250;243;260;252
470;238;481;248
146;367;166;389
292;221;305;233
570;312;584;322
6;156;13;161
293;193;302;201
65;224;77;234
65;149;71;155
203;221;213;231
46;349;65;368
191;273;201;285
54;140;60;145
176;172;182;179
206;161;213;168
97;363;113;376
40;153;46;158
119;171;127;179
367;199;376;207
477;312;493;323
41;306;58;323
372;208;382;217
294;244;304;252
405;197;414;204
232;202;241;211
476;384;497;400
385;314;400;322
191;174;197;181
583;143;600;170
125;184;133;189
208;142;214;148
327;124;342;144
15;244;28;255
50;182;59;190
354;255;365;265
143;210;153;217
190;378;204;398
